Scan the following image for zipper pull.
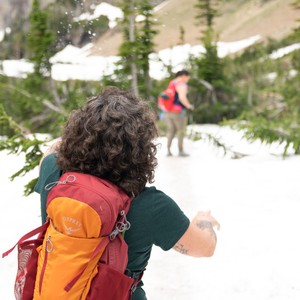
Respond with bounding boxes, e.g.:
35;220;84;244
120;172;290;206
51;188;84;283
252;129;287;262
45;174;76;191
39;236;54;294
46;236;54;253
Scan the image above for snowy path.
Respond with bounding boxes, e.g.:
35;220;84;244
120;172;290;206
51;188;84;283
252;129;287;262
1;126;300;299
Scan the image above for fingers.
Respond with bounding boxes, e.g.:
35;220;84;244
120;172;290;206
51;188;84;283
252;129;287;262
213;219;221;231
196;210;220;230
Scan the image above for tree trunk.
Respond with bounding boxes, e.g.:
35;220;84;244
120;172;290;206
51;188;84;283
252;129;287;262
129;0;139;97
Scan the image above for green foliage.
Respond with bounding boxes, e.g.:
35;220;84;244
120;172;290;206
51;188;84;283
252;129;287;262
135;1;158;98
191;0;300;151
228;116;300;156
226;42;300;156
0;104;46;195
187;129;247;159
0;75;45;132
195;0;220;28
190;0;242;123
27;0;55;75
0;73;102;136
194;29;223;83
156;119;168;136
292;0;300;9
116;0;158;99
0;76;102;195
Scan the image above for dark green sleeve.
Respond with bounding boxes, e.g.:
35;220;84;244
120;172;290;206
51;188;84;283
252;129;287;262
34;153;61;223
149;188;190;251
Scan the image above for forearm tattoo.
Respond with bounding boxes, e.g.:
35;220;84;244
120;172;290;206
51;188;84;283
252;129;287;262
174;242;189;255
196;221;217;241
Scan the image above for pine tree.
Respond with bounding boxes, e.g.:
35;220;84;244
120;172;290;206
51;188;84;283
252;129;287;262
195;0;220;29
27;0;54;76
192;0;236;123
194;0;222;84
116;0;158;98
117;0;139;95
228;0;300;156
135;0;158;98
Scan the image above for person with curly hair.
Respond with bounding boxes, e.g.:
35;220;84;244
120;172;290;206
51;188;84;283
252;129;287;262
35;87;220;300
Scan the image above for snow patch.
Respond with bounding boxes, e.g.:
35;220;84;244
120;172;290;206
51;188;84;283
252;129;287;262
74;2;123;29
5;35;296;82
269;43;300;60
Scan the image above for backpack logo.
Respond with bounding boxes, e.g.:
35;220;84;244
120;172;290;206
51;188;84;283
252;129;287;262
62;216;81;235
63;224;81;235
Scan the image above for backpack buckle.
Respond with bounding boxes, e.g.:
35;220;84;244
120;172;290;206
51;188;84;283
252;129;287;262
130;283;137;293
109;210;131;240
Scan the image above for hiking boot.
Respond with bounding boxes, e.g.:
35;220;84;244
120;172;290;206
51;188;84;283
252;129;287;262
178;151;189;157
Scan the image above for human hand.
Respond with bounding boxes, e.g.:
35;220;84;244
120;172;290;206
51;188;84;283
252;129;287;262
188;104;194;111
192;210;220;231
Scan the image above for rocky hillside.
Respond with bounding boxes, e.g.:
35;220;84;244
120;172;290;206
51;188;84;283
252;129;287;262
90;0;299;56
0;0;299;57
0;0;164;30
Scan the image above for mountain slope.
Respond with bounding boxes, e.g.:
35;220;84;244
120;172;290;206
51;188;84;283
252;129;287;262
90;0;299;56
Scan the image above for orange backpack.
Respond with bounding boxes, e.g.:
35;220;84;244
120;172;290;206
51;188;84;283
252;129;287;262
3;172;140;300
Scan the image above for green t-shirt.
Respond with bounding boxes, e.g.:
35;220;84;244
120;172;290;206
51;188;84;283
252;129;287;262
34;153;190;300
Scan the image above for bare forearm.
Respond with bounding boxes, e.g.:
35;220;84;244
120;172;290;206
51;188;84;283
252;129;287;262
179;95;192;109
173;211;220;257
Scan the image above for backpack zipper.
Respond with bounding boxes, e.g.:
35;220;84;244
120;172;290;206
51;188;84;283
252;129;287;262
67;180;131;240
67;181;115;224
47;175;122;224
39;236;54;294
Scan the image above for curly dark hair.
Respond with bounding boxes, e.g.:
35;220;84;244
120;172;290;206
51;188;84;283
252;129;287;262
56;87;158;196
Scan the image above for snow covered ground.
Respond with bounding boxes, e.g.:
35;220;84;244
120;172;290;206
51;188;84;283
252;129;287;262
1;125;300;299
3;36;300;82
0;35;262;81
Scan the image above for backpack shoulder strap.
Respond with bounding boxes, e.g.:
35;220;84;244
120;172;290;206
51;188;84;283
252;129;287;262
168;80;176;90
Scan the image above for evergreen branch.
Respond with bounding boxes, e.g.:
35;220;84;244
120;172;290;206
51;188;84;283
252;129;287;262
0;104;49;195
0;104;28;137
0;82;33;100
227;119;300;156
43;99;67;115
188;129;247;159
192;77;217;104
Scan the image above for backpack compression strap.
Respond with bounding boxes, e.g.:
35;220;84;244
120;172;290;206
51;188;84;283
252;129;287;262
64;236;110;292
64;209;131;292
2;221;50;258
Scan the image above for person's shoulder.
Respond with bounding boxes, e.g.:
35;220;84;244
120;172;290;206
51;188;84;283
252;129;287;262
137;186;168;200
40;152;58;172
173;79;187;89
35;153;60;194
43;152;56;164
175;81;187;87
133;186;177;211
136;187;190;250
